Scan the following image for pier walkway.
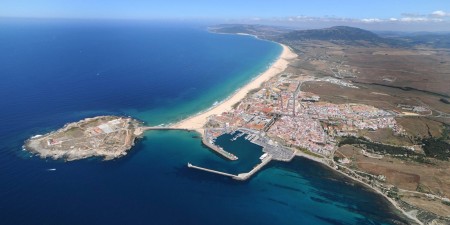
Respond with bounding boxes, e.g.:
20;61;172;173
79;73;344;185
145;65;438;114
187;163;236;178
134;126;189;136
187;154;273;181
141;126;189;131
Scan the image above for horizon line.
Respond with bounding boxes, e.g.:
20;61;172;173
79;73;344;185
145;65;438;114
1;16;450;33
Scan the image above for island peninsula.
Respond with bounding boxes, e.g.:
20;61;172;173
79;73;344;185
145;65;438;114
25;116;143;161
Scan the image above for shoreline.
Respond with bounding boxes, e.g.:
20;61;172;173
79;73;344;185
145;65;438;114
295;151;423;225
24;116;141;161
168;39;422;224
171;43;297;132
336;164;423;225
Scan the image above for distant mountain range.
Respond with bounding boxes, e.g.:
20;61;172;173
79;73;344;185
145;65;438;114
395;33;450;48
281;26;383;42
210;24;450;48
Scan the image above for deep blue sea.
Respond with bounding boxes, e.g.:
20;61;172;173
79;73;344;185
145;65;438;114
0;19;410;225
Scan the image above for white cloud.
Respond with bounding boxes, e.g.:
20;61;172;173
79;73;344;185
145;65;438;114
238;10;450;28
400;17;429;22
361;18;382;23
431;10;449;17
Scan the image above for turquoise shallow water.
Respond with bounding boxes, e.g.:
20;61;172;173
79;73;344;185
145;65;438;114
0;19;410;225
208;132;265;174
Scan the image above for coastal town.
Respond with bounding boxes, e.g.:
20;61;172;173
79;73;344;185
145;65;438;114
203;72;403;159
173;33;450;224
179;46;410;191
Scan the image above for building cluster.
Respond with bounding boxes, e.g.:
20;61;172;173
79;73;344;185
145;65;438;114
317;77;358;88
205;73;403;157
304;102;403;134
267;116;334;156
86;118;127;136
396;104;431;115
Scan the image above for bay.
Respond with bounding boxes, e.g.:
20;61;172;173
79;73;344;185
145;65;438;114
0;19;409;225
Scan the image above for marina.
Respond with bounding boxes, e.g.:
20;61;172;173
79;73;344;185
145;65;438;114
202;130;238;160
186;129;295;180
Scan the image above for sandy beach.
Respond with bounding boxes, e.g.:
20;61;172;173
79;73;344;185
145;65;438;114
172;44;297;131
169;41;423;224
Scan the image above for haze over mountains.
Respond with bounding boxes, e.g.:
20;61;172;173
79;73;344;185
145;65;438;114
211;24;450;48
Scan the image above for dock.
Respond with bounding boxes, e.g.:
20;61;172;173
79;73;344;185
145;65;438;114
187;154;272;181
187;163;236;178
234;155;272;180
201;134;238;161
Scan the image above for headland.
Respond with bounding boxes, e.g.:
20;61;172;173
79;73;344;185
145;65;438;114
24;116;142;161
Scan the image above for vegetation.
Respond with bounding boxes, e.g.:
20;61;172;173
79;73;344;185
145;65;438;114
440;98;450;104
247;88;260;95
442;125;450;139
339;130;450;162
418;125;450;161
416;184;431;193
282;26;380;41
387;186;400;200
338;136;417;157
231;101;241;109
414;155;434;165
279;26;404;46
403;33;450;49
421;138;450;160
295;146;324;158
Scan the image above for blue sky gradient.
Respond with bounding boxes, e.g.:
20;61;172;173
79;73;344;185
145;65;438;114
1;0;450;31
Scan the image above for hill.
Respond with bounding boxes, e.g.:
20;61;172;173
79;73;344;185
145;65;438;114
280;26;401;46
404;33;450;48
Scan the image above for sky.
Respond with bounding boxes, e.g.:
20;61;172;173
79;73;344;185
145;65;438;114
1;0;450;31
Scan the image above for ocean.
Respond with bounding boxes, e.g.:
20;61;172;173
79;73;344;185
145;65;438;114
0;19;410;225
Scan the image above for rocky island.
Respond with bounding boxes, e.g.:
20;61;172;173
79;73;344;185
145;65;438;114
24;116;143;161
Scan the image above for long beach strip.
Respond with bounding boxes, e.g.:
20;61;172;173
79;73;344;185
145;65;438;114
168;40;423;224
171;44;297;132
